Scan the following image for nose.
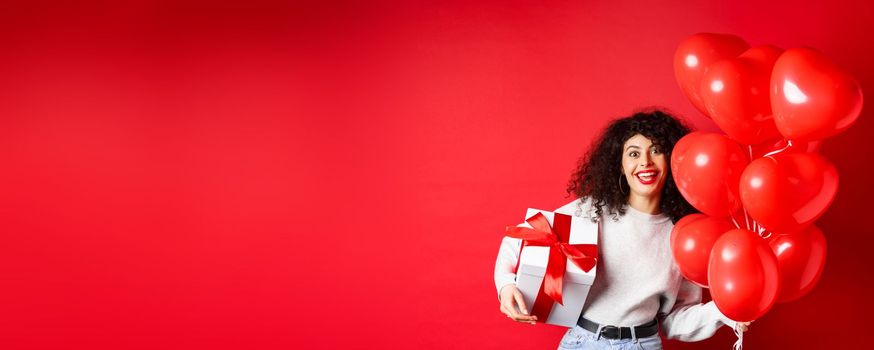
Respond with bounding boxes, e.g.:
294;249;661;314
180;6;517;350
639;152;654;166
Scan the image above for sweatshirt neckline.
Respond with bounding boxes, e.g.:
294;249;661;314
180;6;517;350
624;204;671;223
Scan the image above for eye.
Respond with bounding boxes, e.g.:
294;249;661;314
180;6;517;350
651;147;662;155
629;151;639;157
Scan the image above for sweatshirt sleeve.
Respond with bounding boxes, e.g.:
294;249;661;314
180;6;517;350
494;235;522;298
659;278;737;342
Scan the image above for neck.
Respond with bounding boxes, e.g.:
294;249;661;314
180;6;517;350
627;194;662;215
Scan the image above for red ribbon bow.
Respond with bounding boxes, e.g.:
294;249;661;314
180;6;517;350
506;211;598;321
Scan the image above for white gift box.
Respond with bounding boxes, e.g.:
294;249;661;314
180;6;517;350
515;208;599;327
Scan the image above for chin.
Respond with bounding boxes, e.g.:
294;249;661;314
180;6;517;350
632;190;658;199
632;185;664;199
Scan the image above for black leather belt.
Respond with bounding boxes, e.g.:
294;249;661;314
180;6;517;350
577;317;659;340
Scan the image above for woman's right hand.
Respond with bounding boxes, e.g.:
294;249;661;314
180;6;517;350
499;285;537;324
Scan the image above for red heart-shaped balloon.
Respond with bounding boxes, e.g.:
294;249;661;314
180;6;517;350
674;33;749;117
671;132;748;217
770;48;863;142
768;225;827;302
740;152;839;234
701;45;783;145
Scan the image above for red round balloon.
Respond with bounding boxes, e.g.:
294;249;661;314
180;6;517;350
671;215;735;287
769;225;827;302
771;48;864;142
671;132;748;217
739;153;839;234
709;229;780;322
674;33;749;117
700;45;783;145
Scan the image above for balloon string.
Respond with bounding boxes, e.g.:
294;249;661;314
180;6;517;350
730;215;741;229
732;323;744;350
762;139;794;158
743;145;753;231
741;145;759;233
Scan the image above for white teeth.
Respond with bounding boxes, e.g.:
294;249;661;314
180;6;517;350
637;172;656;180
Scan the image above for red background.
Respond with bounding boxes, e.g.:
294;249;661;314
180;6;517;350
1;1;872;349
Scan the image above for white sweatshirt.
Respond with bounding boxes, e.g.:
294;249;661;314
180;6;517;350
494;197;736;342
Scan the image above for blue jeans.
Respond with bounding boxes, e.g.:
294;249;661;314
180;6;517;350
557;324;663;350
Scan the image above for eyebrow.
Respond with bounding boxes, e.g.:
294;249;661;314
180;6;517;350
626;144;663;151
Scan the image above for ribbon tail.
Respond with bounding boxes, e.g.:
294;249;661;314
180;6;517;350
543;246;566;305
562;244;599;273
530;283;554;322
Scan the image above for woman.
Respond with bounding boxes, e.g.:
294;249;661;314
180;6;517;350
493;109;749;349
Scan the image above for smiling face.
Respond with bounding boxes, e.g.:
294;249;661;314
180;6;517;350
621;134;668;202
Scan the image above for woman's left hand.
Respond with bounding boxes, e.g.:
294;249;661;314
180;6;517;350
736;321;752;332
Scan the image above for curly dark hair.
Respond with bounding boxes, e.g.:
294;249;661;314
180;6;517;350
566;108;697;223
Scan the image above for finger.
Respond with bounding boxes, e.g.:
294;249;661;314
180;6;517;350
505;304;535;322
502;301;522;319
512;292;538;322
512;314;537;322
513;290;530;315
500;304;519;319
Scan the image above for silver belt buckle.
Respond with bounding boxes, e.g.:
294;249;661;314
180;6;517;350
601;325;620;339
